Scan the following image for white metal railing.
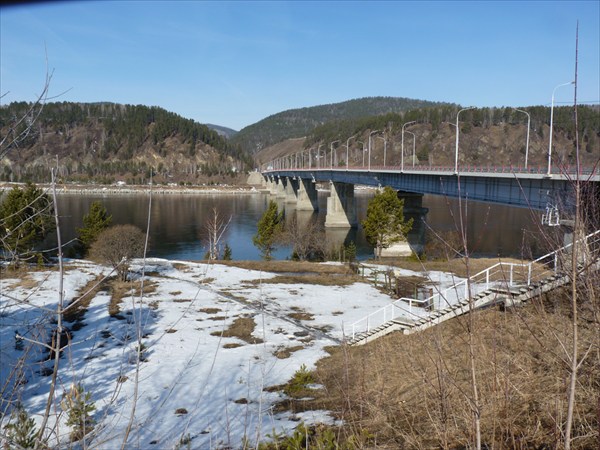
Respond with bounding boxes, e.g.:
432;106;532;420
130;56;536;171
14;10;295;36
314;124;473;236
350;229;600;340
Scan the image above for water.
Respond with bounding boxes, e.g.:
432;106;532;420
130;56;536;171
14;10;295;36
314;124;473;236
51;191;541;261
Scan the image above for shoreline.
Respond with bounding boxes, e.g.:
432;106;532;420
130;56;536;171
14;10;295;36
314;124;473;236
0;182;261;196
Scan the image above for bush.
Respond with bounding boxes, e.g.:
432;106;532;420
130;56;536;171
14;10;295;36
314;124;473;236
89;224;147;281
61;383;96;442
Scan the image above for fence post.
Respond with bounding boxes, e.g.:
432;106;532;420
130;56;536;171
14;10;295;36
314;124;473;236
486;269;490;289
527;263;532;285
509;264;514;286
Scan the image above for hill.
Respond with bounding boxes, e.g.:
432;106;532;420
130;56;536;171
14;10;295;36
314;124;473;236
256;105;600;169
206;123;238;139
0;102;252;185
231;96;454;154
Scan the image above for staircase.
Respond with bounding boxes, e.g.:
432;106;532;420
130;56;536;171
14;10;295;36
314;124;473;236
348;230;600;346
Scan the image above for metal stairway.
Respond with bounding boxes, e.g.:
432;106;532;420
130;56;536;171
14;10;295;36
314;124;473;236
348;230;600;347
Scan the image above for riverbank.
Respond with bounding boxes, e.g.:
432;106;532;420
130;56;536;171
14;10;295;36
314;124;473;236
0;182;261;195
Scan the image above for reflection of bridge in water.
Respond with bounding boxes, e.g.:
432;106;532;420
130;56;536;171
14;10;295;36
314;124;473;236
252;165;599;254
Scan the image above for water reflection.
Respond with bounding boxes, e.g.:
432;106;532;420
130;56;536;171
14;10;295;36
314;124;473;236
50;191;540;261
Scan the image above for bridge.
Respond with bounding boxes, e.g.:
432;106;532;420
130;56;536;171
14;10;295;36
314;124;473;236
256;163;599;230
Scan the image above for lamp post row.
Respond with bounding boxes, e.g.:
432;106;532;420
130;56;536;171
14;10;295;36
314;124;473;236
266;81;574;175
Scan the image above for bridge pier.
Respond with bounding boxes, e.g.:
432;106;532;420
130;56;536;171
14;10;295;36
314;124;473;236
284;177;299;204
296;178;319;211
275;177;286;199
324;181;357;228
264;176;277;195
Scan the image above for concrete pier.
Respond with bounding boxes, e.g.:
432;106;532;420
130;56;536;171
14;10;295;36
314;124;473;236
324;181;357;228
275;177;286;199
296;178;319;211
284;177;298;204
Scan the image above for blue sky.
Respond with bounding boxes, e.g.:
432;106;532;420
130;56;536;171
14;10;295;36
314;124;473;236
1;1;598;131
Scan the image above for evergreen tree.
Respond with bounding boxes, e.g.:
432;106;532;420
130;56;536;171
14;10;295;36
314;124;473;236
253;200;284;260
3;404;38;449
0;183;55;266
362;187;413;259
223;243;232;260
77;201;112;255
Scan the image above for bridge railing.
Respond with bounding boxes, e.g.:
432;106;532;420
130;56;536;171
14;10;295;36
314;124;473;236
262;162;598;177
349;229;600;340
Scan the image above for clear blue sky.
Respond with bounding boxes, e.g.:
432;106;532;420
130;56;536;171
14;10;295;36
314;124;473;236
1;1;598;131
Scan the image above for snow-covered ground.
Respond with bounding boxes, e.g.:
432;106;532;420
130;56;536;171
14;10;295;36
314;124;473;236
2;258;429;449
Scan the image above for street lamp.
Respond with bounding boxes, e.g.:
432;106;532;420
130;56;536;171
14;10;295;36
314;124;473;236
368;130;380;171
455;107;476;173
401;121;416;172
345;135;356;170
330;140;340;169
376;135;387;167
514;109;531;169
356;141;365;167
547;81;575;176
405;130;416;167
317;144;324;169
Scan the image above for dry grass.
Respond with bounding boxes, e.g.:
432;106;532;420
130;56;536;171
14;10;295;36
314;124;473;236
244;273;359;287
302;286;600;449
7;274;39;290
213;260;354;275
64;274;106;324
385;257;543;278
287;308;314;321
274;345;304;359
210;317;264;344
108;279;157;318
198;307;221;314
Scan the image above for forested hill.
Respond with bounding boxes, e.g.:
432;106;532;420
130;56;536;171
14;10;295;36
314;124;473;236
231;96;453;154
0;102;252;184
256;104;600;169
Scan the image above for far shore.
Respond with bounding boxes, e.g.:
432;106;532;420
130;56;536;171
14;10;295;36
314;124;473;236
0;182;378;196
0;182;263;196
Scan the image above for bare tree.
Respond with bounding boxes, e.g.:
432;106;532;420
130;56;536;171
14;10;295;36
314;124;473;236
279;215;326;261
203;207;231;260
88;224;147;281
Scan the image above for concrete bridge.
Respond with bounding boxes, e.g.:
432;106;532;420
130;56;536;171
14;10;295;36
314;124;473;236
254;165;599;230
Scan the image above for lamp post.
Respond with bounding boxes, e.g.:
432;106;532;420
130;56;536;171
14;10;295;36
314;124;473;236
401;121;416;172
376;135;387;167
455;107;476;173
514;109;530;169
356;141;365;167
368;130;380;171
317;144;324;169
345;135;356;170
406;130;416;167
547;81;575;176
330;140;339;169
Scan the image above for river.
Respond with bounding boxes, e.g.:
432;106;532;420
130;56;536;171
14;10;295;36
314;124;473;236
47;189;543;261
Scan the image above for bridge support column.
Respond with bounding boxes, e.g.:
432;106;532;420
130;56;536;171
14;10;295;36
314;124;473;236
325;181;357;228
275;177;286;199
399;191;428;255
296;178;319;211
284;177;299;204
265;176;277;195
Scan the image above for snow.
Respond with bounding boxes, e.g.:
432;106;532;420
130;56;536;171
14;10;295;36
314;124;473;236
0;258;450;449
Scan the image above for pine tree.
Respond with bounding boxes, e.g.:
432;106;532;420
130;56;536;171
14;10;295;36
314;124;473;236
61;383;96;442
223;243;232;260
77;201;112;255
0;183;55;266
3;404;38;449
362;187;413;259
253;200;284;260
